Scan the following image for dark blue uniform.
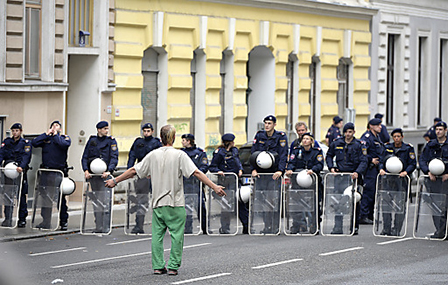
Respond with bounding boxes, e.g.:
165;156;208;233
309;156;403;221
181;146;209;233
360;130;385;221
127;136;162;169
289;138;320;156
32;133;71;226
81;135;119;173
0;137;32;224
424;126;437;141
326;125;342;145
251;130;288;173
378;124;390;143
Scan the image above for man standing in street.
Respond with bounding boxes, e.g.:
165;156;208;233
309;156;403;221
105;125;225;276
325;116;343;146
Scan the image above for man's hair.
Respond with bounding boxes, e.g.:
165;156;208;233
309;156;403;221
295;122;308;131
160;125;176;146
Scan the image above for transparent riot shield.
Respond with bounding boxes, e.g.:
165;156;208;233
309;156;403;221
183;176;203;236
0;169;23;228
206;173;238;236
31;169;64;230
413;175;448;240
373;174;410;238
321;173;357;236
249;173;282;236
284;172;318;236
81;175;114;235
125;177;152;235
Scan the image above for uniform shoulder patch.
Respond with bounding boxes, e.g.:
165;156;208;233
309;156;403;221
362;148;367;155
317;154;323;161
24;145;31;152
202;157;208;164
280;139;286;147
111;144;117;151
410;152;415;160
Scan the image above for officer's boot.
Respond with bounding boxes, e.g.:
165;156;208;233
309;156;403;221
1;208;12;227
331;215;343;234
392;213;405;236
381;213;392;235
36;207;52;229
131;215;145;234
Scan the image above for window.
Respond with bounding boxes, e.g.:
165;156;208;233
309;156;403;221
337;59;350;119
286;58;294;135
25;0;41;78
417;37;428;126
219;53;226;135
386;34;395;126
309;60;317;134
439;39;447;117
190;52;197;134
69;0;93;47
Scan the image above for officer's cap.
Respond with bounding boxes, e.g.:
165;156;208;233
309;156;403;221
96;121;109;129
343;122;355;133
434;117;442;122
142;123;153;130
391;128;403;136
50;120;61;128
423;133;430;138
435;121;447;129
263;115;277;123
374;113;384;119
182;133;195;140
10;123;22;130
302;132;314;139
368;118;382;126
222;133;235;142
333;116;343;124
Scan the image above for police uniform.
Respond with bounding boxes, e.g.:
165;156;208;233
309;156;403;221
289;137;320;156
127;136;162;168
326;125;342;145
32;124;71;229
378;135;416;235
379;124;390;143
0;125;32;227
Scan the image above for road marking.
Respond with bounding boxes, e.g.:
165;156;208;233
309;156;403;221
51;243;212;269
107;237;152;246
171;273;232;284
252;258;303;269
319;247;364;256
377;237;413;245
29;247;87;257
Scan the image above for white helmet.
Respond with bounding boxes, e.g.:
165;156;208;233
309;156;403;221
4;162;19;179
429;159;445;176
90;158;107;174
60;177;76;195
343;185;361;203
256;151;275;169
385;156;403;174
238;185;252;203
296;170;313;188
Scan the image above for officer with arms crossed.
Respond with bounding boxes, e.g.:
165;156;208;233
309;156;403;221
326;123;367;234
0;123;32;228
378;128;416;236
325;116;343;146
81;121;118;232
127;123;162;234
32;120;71;230
419;121;448;238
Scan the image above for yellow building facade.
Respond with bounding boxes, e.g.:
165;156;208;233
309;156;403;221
113;0;374;163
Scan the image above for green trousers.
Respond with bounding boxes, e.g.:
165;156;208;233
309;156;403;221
152;206;186;270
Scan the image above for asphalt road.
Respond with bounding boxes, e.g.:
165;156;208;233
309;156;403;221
3;204;448;285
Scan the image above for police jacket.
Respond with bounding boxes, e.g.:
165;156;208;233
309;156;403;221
419;138;448;175
380;142;416;175
361;130;385;168
289;138;320;155
0;137;32;169
287;145;324;173
127;136;162;168
251;130;288;173
32;133;71;170
326;125;341;144
81;135;119;173
209;147;243;175
326;137;367;175
181;146;208;173
424;126;437;140
379;124;390;143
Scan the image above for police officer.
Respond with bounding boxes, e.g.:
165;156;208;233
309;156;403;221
325;116;343;146
31;121;71;230
419;121;448;238
326;123;367;234
378;128;416;236
181;133;208;234
209;133;247;234
251;115;288;234
286;132;323;234
289;122;320;155
424;117;442;142
374;113;390;143
127;123;162;234
81;121;118;232
360;118;385;224
0;123;32;228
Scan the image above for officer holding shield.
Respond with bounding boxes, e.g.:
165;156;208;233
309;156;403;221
31;121;71;230
127;123;162;234
0;123;32;228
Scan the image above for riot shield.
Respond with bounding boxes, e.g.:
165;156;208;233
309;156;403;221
31;169;64;230
321;173;357;236
249;173;282;236
283;172;318;236
0;169;23;228
206;173;238;236
373;174;410;238
183;176;203;236
125;177;152;235
81;175;114;235
413;175;448;240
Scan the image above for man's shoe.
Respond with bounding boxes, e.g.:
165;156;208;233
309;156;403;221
353;228;359;235
36;221;51;229
430;231;445;239
17;220;26;228
153;268;167;275
1;219;12;227
219;228;230;234
331;227;343;234
380;229;392;236
131;226;144;234
242;226;249;235
359;217;374;225
59;222;68;231
168;269;178;276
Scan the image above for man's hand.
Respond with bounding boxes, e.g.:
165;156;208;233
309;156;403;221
16;167;23;173
84;170;91;180
101;171;111;179
351;172;358;180
331;168;337;173
252;169;259;178
442;174;448;182
379;169;386;176
273;171;282;180
218;171;225;176
213;185;226;197
372;158;379;165
306;170;314;175
399;171;408;178
429;172;437;181
238;170;243;177
105;179;116;188
285;170;293;176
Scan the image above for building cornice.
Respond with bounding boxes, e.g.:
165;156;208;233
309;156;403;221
0;82;68;92
372;1;448;21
